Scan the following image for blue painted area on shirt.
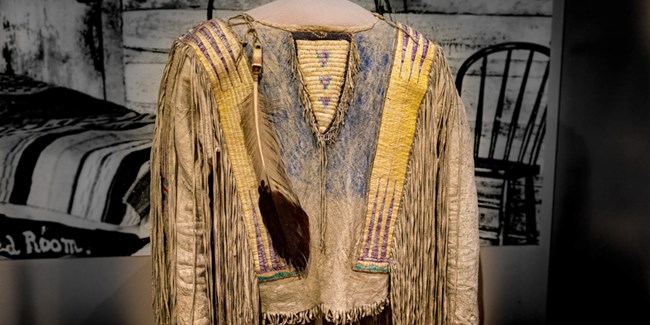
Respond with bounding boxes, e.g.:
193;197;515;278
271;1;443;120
253;21;396;200
326;23;395;197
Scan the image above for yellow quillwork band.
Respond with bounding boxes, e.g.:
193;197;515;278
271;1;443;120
185;19;296;281
354;24;436;272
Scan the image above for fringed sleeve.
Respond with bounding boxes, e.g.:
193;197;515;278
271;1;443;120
435;45;480;325
150;40;260;325
391;44;480;325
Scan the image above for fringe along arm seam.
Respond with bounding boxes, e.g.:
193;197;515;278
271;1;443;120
390;44;480;325
151;41;260;325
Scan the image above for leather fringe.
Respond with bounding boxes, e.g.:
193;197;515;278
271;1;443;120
262;297;390;325
322;297;390;325
151;41;184;325
262;305;320;325
389;45;458;325
151;42;260;325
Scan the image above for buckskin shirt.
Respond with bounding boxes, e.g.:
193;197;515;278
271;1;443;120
151;15;479;325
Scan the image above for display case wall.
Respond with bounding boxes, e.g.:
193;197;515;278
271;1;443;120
548;0;650;323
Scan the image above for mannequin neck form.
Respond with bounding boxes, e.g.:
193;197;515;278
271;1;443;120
245;0;378;31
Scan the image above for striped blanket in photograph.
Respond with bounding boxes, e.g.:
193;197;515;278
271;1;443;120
0;87;154;258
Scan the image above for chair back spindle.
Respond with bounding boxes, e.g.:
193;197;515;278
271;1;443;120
455;42;550;245
456;42;550;169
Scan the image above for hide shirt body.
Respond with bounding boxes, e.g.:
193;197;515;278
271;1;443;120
151;16;479;325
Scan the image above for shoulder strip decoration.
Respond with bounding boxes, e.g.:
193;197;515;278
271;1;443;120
183;19;297;282
354;24;436;273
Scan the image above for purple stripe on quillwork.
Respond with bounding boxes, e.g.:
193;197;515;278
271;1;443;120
381;182;397;259
249;192;269;272
362;179;383;258
411;30;420;62
420;38;430;72
401;25;410;65
198;28;229;75
208;21;237;65
274;256;287;270
268;239;282;270
191;35;219;76
371;181;390;259
181;20;211;44
179;29;193;42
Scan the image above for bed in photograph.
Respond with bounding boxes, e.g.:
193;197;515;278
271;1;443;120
0;74;154;259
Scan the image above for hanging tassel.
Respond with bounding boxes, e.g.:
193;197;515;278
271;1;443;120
241;43;311;272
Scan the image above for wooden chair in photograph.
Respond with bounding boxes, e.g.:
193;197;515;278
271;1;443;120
455;42;550;245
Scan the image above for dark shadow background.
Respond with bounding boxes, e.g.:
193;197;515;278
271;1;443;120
548;0;650;323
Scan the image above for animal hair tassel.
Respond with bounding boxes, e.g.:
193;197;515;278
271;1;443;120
242;42;311;272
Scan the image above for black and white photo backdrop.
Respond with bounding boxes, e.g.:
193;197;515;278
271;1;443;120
0;0;553;259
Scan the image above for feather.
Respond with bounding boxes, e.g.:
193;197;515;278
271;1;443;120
241;44;310;272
